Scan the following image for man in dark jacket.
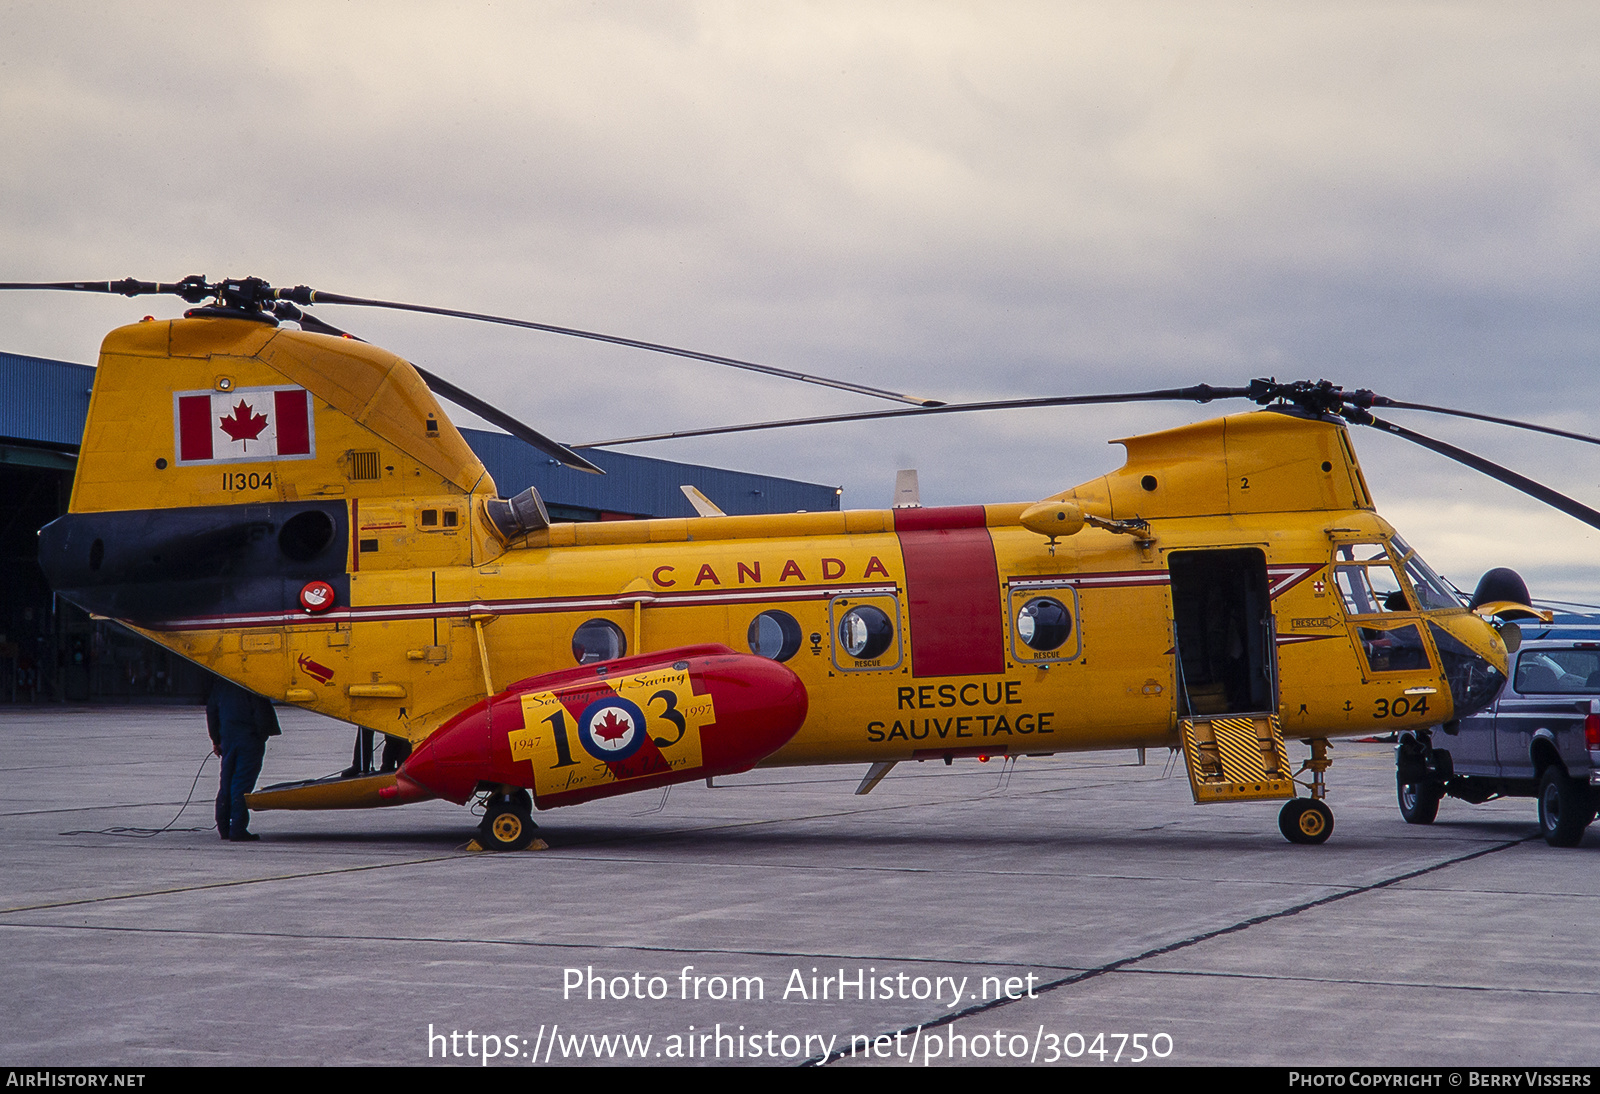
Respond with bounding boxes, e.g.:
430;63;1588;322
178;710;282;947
207;677;281;842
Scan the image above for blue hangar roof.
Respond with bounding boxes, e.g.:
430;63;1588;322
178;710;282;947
0;351;841;518
0;351;95;450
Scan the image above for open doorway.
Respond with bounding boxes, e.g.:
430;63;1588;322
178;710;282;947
1169;548;1275;716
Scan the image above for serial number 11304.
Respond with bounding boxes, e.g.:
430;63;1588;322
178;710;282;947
221;471;274;491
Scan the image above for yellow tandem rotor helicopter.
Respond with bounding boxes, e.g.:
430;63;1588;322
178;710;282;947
10;275;1585;849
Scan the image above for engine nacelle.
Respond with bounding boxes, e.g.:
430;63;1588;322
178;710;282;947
396;644;808;809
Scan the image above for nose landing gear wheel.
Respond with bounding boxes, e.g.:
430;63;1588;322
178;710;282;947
1279;798;1334;845
479;792;537;852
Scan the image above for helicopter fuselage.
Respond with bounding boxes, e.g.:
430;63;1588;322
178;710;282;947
36;316;1510;821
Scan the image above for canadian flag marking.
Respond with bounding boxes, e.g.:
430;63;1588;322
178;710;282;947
173;386;315;465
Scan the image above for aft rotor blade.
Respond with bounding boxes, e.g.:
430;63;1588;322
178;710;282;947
0;277;216;303
274;288;944;407
1364;415;1600;532
410;365;604;475
576;385;1250;448
1357;397;1600;448
272;301;604;474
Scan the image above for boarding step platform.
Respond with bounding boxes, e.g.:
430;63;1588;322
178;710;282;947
1180;714;1295;804
247;771;399;811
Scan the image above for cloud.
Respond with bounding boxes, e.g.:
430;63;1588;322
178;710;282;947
6;3;1600;589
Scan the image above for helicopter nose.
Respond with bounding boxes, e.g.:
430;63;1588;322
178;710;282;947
1427;615;1508;720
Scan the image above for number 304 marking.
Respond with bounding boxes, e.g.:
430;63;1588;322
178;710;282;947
1374;695;1429;719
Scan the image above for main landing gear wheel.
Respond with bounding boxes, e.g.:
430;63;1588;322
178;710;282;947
1279;798;1334;845
479;792;537;852
1537;768;1592;848
1398;778;1443;825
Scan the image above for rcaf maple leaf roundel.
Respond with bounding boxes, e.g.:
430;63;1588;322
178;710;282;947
173;386;316;465
576;695;649;762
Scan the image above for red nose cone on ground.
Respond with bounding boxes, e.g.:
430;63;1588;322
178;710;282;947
690;655;809;771
401;644;808;808
399;696;492;805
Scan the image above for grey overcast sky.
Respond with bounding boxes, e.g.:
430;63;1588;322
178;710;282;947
5;2;1600;598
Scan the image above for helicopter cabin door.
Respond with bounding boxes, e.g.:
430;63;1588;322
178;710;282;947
1168;548;1294;804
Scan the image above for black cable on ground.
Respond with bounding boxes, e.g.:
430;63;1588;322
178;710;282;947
61;752;216;837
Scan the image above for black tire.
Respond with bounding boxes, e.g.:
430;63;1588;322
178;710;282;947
1279;798;1334;845
1537;768;1591;848
481;805;537;852
1398;778;1443;825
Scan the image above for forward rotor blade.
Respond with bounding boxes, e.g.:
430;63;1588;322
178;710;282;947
275;288;943;407
410;364;604;475
1356;398;1600;448
1363;415;1600;532
575;385;1249;449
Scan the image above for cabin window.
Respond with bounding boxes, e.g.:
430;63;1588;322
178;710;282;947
827;594;902;671
748;610;803;662
442;510;458;527
1015;597;1072;652
420;509;438;527
838;605;895;660
572;618;627;664
1005;583;1082;665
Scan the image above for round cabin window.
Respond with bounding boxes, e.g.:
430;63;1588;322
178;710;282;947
1016;596;1072;652
572;619;627;664
838;605;894;661
748;610;803;662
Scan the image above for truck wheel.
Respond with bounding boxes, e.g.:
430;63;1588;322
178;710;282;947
1537;768;1591;848
1398;778;1443;824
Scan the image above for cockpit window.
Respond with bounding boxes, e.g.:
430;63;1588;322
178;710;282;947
1335;562;1409;615
1335;539;1460;615
1401;554;1461;611
1356;623;1433;674
1335;542;1390;564
1390;536;1462;612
